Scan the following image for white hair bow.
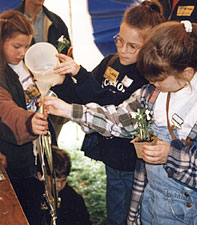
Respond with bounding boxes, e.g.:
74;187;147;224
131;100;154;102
181;20;192;33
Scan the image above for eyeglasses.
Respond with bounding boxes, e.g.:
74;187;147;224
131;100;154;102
113;34;141;54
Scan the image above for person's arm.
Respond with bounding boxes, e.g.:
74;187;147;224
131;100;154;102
43;91;140;138
74;66;143;106
164;139;197;189
71;99;137;138
53;54;106;104
0;87;48;145
54;54;146;105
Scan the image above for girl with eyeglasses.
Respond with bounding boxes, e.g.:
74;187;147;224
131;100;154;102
51;1;164;224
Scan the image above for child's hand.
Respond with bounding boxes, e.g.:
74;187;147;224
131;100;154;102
54;53;80;76
142;140;170;164
43;96;72;118
31;112;48;135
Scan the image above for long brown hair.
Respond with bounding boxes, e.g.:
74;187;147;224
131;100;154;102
0;10;33;69
137;21;197;82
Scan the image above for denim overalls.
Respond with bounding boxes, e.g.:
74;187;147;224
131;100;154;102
141;123;197;225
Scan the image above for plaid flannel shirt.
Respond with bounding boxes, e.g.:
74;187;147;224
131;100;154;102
71;84;197;224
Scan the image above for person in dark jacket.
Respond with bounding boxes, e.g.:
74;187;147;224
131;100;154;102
39;147;92;225
15;0;71;54
159;0;197;22
51;1;165;224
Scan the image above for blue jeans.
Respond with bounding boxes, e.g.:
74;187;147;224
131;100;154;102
105;165;134;225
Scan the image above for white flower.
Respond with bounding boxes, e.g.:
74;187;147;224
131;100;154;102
58;35;64;42
130;112;136;119
130;107;154;141
145;110;151;121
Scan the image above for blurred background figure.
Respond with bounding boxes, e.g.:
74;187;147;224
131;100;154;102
16;0;71;54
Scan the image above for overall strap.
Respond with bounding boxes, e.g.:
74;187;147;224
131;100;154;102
166;92;197;145
166;92;177;140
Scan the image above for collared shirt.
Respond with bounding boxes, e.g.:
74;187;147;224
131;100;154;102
25;8;44;43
